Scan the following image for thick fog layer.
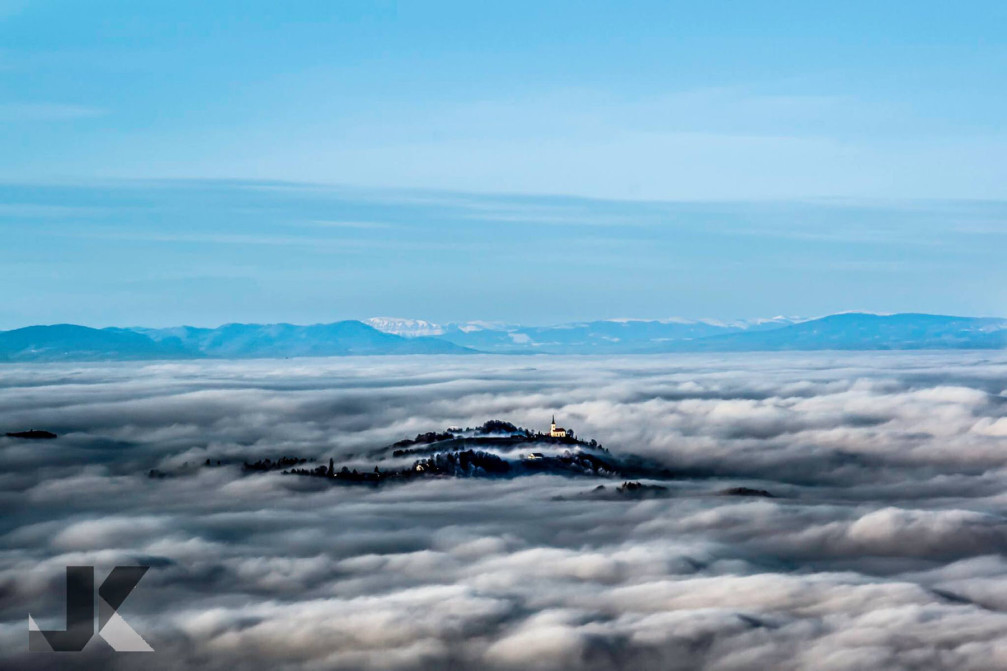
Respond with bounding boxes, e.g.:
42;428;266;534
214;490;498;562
2;352;1006;670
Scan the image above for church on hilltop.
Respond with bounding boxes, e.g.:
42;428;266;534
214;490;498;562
549;415;572;438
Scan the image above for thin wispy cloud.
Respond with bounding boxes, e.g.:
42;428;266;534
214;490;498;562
0;203;107;218
0;103;106;122
62;227;490;254
302;219;396;230
0;180;1004;327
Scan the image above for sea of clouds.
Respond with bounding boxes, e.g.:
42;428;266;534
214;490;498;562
2;352;1006;670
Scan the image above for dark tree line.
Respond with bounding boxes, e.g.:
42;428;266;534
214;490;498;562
412;449;511;477
243;456;308;472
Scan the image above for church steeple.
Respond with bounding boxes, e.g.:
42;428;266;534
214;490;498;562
549;414;570;438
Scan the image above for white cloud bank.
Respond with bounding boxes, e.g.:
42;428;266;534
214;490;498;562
1;352;1006;670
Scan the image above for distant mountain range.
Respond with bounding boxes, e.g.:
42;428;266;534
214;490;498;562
1;313;1005;362
135;321;468;358
367;313;1007;354
0;321;469;362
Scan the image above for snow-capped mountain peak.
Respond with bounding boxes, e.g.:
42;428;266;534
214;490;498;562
365;317;445;337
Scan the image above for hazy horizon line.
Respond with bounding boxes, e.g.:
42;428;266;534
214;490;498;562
4;310;1007;333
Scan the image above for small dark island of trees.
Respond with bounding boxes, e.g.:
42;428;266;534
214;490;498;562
143;419;780;497
258;419;672;486
5;429;58;439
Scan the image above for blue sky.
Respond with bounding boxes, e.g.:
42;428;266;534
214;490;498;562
1;1;1005;327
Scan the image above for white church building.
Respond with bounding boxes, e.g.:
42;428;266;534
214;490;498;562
549;415;572;438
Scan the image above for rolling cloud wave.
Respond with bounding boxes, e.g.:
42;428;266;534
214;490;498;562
2;352;1006;670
